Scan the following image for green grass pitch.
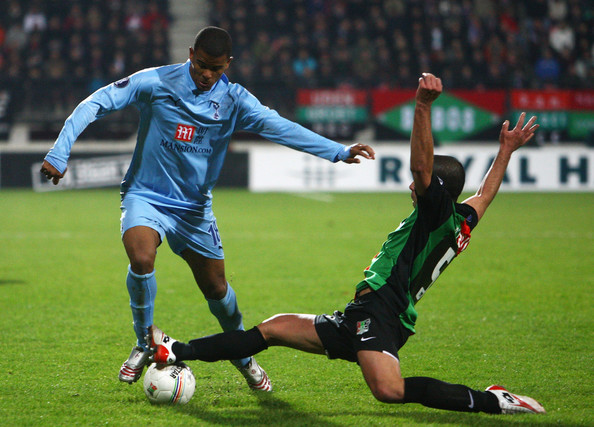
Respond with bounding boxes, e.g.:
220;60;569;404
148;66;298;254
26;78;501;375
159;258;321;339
0;189;592;426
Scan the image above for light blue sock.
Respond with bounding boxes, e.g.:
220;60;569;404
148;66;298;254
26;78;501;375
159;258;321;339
207;283;249;368
126;266;157;351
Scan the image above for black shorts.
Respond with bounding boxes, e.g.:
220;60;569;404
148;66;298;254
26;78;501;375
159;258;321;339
314;290;411;363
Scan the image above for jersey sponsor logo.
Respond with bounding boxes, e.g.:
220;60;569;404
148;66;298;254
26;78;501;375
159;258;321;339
175;124;196;142
194;126;209;144
360;336;376;342
160;139;212;154
114;77;130;88
356;318;371;335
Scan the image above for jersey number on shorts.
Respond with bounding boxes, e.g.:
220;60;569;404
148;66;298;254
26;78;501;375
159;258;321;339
208;222;221;247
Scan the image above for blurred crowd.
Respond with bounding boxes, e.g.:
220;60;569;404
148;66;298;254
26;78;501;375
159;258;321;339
0;0;170;120
212;0;593;113
0;0;592;124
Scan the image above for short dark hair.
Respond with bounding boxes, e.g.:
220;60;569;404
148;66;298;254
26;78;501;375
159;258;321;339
433;155;466;201
193;27;232;57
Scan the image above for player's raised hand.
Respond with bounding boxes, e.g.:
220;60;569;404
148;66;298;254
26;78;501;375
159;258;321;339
499;112;539;153
40;160;66;185
344;143;376;164
416;73;442;106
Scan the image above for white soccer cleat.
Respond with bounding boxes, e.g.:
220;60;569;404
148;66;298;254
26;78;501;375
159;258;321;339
238;357;272;392
119;346;150;383
148;325;177;364
486;385;546;414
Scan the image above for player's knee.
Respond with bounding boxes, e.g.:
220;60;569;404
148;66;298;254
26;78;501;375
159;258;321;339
193;261;227;299
198;270;227;299
201;281;227;299
369;382;405;403
129;253;155;275
256;314;289;343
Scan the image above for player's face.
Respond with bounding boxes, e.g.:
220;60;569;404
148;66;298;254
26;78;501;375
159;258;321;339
189;47;232;91
409;181;418;207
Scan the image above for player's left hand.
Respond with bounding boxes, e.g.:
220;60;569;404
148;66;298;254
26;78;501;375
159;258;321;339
344;143;375;164
499;112;539;153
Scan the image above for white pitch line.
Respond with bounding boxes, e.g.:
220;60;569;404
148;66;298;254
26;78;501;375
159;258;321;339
290;193;335;203
485;231;594;239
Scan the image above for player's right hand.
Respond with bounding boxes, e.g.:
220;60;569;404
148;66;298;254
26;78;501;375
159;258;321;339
344;143;376;164
416;73;442;106
40;160;66;185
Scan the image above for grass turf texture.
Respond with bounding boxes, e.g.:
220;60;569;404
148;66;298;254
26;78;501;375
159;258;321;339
0;188;592;426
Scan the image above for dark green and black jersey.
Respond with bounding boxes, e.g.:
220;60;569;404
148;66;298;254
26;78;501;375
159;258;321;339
355;175;478;333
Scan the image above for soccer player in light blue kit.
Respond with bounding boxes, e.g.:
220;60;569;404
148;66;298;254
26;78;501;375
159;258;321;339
40;27;375;390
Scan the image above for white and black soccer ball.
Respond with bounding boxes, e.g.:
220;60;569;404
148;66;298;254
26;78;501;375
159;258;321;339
143;362;196;405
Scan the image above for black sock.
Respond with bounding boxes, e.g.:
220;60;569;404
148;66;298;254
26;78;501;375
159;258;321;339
172;327;268;362
403;377;501;414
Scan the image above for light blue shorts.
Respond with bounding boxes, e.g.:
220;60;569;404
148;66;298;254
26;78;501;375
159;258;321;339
120;195;224;259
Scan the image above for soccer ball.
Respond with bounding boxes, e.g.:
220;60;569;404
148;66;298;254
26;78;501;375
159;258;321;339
143;362;196;405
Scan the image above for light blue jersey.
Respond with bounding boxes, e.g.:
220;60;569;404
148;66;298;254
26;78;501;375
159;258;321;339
45;60;350;212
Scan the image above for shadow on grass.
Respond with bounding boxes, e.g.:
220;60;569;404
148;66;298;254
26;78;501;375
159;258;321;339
172;392;344;426
367;409;575;427
0;279;26;285
172;394;577;427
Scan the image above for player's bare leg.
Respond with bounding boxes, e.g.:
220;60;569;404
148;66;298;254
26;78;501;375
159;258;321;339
181;250;226;299
258;314;326;354
358;350;405;402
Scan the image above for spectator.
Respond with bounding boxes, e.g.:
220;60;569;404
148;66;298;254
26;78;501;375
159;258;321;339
109;50;127;79
4;23;27;52
2;0;592;123
23;3;47;33
0;0;171;120
125;3;144;32
62;4;86;33
534;47;562;85
548;0;568;21
5;1;23;23
208;0;592;94
549;20;575;54
293;48;318;78
142;1;169;32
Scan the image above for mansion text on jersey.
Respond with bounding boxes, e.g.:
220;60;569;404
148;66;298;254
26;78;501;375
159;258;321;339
160;139;213;154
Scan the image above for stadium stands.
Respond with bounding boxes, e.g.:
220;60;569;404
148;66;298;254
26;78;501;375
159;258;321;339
209;0;593;116
0;0;591;137
0;0;171;133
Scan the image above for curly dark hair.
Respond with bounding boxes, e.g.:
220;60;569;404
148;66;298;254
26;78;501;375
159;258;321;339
193;26;232;58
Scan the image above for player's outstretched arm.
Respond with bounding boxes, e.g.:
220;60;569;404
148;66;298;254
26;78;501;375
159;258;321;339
463;112;538;220
410;73;442;196
40;160;66;185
